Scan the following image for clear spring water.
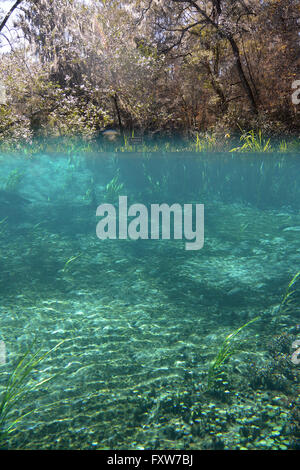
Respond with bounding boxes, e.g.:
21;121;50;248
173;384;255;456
0;150;299;449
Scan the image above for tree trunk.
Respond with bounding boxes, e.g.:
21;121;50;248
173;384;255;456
172;1;258;113
205;62;228;114
228;36;258;114
112;93;124;138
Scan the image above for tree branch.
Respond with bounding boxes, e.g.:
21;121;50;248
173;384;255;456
0;0;24;34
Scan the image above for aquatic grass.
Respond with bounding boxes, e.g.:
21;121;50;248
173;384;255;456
0;340;64;447
277;138;300;153
2;133;299;156
104;173;124;202
279;271;300;314
1;133;299;156
230;129;272;153
116;132;162;153
62;253;82;273
194;132;217;152
117;135;134;153
0;217;8;235
207;316;260;390
278;140;288;153
4;169;24;192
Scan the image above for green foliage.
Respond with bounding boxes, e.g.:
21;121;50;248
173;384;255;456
278;140;288;153
0;104;31;149
207;317;260;390
117;134;143;153
279;271;300;315
230;130;272;153
0;131;298;156
104;173;124;203
4;169;24;192
278;138;300;153
0;340;64;447
194;132;217;152
0;0;299;139
62;254;82;273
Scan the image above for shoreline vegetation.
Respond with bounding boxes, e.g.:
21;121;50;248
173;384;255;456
0;130;299;157
0;1;299;156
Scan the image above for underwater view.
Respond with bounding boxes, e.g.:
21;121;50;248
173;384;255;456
0;147;299;450
1;0;300;456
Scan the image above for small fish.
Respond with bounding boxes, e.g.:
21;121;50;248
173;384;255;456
283;226;300;232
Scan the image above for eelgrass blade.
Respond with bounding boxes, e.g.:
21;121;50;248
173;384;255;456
0;340;65;444
207;317;260;389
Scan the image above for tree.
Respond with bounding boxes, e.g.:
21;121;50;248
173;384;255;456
0;0;23;34
134;0;259;114
1;0;299;140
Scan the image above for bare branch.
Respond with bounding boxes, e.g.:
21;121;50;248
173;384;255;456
0;0;24;34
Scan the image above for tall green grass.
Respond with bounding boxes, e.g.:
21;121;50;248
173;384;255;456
230;129;272;153
0;132;299;155
279;271;300;315
207;317;260;390
194;132;218;152
0;340;64;447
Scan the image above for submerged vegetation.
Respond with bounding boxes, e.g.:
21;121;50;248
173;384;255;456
0;340;64;448
0;149;298;450
230;130;272;153
0;131;300;157
207;317;260;390
279;272;300;316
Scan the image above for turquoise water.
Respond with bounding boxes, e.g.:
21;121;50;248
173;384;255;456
0;150;299;449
